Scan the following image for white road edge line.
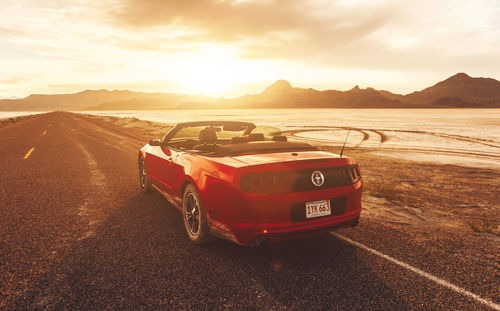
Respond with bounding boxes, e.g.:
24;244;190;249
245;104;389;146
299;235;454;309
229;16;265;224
331;232;500;310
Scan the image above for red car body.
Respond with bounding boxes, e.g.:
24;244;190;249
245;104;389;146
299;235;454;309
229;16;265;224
139;121;362;246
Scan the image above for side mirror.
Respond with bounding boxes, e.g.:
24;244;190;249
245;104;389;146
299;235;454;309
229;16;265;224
149;138;162;146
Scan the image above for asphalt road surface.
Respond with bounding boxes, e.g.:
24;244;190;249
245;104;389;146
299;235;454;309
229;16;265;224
0;112;498;310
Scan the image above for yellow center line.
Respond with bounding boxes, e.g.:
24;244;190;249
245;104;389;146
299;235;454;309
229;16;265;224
42;130;47;135
23;147;36;159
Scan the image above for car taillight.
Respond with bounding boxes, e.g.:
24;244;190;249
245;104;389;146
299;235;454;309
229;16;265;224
350;165;360;182
240;165;360;194
240;171;297;193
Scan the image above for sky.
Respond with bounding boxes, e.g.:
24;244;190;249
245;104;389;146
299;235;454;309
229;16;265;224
1;0;500;99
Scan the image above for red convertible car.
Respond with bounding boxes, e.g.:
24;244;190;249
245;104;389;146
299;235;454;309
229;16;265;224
138;121;362;246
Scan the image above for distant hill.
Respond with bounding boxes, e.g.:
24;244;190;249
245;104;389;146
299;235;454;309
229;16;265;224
403;73;500;107
0;89;213;111
1;73;499;111
207;80;412;108
0;90;136;111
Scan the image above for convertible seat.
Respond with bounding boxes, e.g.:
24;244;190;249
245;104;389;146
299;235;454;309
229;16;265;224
199;128;218;144
231;136;248;144
195;128;218;151
248;133;265;142
272;135;288;142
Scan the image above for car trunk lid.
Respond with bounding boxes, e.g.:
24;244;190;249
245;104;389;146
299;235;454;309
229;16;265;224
229;151;343;166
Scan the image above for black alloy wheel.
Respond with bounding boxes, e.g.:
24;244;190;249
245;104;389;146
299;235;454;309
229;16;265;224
139;157;152;193
182;184;213;244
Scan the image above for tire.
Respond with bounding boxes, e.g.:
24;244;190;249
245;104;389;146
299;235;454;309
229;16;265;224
138;156;153;193
182;184;213;244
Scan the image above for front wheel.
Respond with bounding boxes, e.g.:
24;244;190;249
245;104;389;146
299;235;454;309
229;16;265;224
182;184;213;244
138;157;153;193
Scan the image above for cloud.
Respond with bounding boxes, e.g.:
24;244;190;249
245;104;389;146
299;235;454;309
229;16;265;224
112;0;317;39
1;76;31;85
1;0;499;98
109;0;500;74
110;0;394;49
0;26;29;38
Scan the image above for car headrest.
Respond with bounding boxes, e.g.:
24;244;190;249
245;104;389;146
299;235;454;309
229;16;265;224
248;133;265;142
199;128;217;144
272;135;287;142
231;136;248;144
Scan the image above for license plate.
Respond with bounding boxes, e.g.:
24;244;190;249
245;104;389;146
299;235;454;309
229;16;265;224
305;200;331;219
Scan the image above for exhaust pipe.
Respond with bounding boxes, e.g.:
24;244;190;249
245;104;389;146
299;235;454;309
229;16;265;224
251;236;269;247
350;217;359;227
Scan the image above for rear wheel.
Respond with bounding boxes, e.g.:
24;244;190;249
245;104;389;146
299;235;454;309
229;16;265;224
138;156;152;193
182;184;213;244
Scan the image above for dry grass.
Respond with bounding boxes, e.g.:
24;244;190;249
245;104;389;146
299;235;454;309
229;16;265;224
366;183;401;201
469;217;500;236
365;182;419;207
336;149;499;221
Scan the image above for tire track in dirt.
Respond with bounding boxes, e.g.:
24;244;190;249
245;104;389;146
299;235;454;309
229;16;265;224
370;129;387;143
283;126;500;161
283;127;374;148
285;125;499;148
381;129;500;149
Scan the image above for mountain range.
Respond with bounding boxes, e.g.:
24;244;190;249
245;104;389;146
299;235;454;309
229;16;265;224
1;73;499;111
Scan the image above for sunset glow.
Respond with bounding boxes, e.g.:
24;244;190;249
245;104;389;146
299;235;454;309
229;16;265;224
174;47;273;96
1;0;500;98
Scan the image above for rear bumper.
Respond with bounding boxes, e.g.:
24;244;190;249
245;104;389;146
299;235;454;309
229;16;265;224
206;180;363;246
234;209;361;246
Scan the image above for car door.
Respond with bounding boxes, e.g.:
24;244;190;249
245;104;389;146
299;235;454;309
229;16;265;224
146;145;175;193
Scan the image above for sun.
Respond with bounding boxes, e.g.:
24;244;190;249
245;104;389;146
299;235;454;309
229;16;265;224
177;48;240;96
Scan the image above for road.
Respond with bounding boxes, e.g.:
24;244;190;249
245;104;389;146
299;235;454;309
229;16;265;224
0;112;498;310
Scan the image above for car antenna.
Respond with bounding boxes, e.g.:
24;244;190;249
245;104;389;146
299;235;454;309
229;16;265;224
339;128;351;158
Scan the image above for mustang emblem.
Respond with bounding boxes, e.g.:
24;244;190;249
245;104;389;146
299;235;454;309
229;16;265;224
311;170;325;187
